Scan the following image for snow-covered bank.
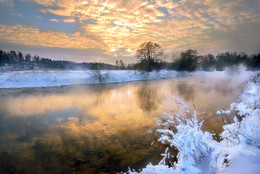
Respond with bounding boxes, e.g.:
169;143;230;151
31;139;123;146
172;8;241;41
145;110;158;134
0;70;183;88
0;69;257;89
127;73;260;174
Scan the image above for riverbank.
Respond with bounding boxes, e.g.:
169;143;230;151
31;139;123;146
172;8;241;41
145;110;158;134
0;70;180;88
0;69;258;89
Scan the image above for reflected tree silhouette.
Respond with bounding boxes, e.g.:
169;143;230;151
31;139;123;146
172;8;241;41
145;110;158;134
214;84;235;96
136;84;161;112
176;83;195;101
86;85;111;107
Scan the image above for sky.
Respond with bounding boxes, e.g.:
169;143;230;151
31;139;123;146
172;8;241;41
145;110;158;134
0;0;259;64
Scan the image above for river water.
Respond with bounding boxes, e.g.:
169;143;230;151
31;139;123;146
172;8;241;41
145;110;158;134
0;72;249;173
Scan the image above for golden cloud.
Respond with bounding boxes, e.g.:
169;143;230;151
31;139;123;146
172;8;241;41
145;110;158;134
50;18;59;22
63;18;75;23
0;24;105;49
2;0;260;56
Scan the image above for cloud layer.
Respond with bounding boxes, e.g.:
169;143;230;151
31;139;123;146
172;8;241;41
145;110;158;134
0;0;259;62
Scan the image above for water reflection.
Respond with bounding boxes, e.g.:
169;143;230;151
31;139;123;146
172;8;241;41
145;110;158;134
136;84;162;112
176;83;195;101
0;73;248;173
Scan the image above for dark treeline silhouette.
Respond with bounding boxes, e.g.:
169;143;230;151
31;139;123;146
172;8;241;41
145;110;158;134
0;49;116;70
172;49;260;72
0;47;259;71
132;42;259;72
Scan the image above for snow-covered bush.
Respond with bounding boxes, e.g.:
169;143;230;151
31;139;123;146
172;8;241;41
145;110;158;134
126;73;260;174
89;68;111;83
157;98;215;173
126;98;216;174
211;73;260;174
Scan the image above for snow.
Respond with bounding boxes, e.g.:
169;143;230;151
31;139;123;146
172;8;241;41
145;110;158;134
127;164;178;174
127;73;260;174
0;70;257;89
0;70;185;88
222;145;260;174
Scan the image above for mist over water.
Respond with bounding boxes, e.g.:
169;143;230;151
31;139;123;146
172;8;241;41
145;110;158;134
0;72;254;173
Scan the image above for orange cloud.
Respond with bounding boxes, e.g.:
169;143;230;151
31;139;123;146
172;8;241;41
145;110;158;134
3;0;260;57
50;18;59;22
24;0;172;55
63;18;75;23
0;24;105;49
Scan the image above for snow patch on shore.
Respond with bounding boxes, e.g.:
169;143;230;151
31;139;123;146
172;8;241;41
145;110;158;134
0;70;183;88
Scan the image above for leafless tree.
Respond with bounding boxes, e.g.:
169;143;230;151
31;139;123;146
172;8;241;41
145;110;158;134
90;62;110;83
136;41;164;72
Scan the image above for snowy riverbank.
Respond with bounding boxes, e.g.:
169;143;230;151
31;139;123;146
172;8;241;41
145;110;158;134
0;70;182;88
128;73;260;174
0;69;257;89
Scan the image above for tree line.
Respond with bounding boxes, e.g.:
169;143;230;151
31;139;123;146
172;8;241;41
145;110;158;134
133;42;260;72
172;49;260;72
0;50;116;70
0;43;259;71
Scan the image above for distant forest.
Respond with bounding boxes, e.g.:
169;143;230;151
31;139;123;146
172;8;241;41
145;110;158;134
0;49;116;71
0;49;259;71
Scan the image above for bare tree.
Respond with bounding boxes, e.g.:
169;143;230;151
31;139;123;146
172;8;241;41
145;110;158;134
136;41;164;72
90;62;110;83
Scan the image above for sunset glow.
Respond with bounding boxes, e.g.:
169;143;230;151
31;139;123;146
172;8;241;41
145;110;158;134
0;0;259;63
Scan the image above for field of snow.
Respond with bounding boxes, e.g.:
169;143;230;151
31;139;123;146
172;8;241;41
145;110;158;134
0;70;185;88
0;68;257;89
128;73;260;174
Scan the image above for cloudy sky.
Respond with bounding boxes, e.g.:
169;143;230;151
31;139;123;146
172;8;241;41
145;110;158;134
0;0;259;63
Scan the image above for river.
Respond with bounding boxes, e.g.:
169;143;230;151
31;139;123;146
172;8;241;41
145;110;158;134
0;72;249;173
